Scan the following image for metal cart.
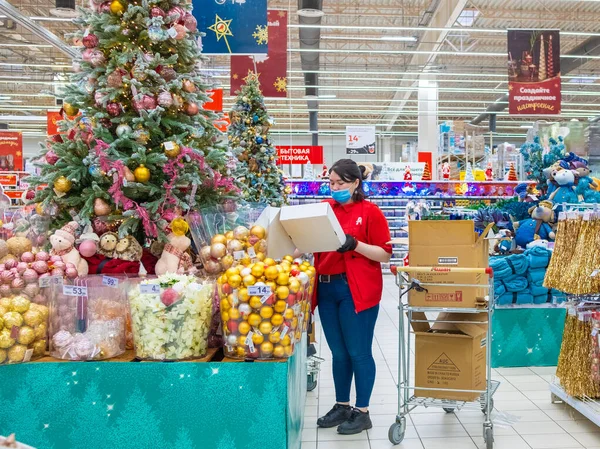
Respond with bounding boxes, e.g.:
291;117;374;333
388;266;499;449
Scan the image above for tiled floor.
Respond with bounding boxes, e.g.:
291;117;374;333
302;278;600;449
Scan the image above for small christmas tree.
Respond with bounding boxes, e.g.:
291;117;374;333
507;162;518;181
229;72;287;206
465;162;475;181
28;0;238;242
421;162;432;181
303;163;314;180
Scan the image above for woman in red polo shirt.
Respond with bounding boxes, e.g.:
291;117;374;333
314;159;392;435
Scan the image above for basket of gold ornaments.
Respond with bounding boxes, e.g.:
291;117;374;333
218;255;316;359
48;276;127;361
199;225;268;276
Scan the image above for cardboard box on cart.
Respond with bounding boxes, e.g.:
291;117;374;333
413;312;487;401
407;221;491;308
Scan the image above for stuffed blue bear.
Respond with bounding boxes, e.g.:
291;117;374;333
514;201;556;249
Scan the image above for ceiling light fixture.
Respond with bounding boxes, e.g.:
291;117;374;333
321;36;417;42
0;62;71;69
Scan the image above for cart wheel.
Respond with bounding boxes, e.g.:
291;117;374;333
388;418;406;445
484;426;494;449
307;374;317;392
481;398;494;415
443;407;456;413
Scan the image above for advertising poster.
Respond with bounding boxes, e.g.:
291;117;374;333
0;132;23;171
508;29;561;115
346;126;376;155
276;145;323;165
195;0;267;55
359;162;426;181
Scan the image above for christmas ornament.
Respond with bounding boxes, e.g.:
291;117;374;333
163;141;181;158
183;14;197;32
142;95;157;110
106;70;123;88
256;136;264;144
82;33;99;48
94;91;107;106
182;79;196;93
123;166;136;182
131;64;147;81
88;165;102;177
184;102;199;115
78;239;97;258
45;150;59;165
116;123;132;137
172;94;184;108
173;24;187;40
54;176;72;193
62;103;79;116
133;129;150;144
167;6;186;24
157;91;173;107
150;6;165;17
82;48;94;62
89;50;105;67
210;243;227;259
159;66;177;81
148;26;166;42
134;164;150;183
170;217;189;236
109;0;125;15
94;198;111;216
106;102;122;116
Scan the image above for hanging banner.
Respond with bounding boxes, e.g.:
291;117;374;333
194;0;267;55
0;132;23;171
346;126;376;154
204;88;223;111
508;29;561;115
276;146;323;165
230;10;288;97
47;111;62;136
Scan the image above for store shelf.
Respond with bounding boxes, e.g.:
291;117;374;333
549;382;600;428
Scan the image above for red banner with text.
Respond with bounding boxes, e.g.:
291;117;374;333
276;146;323;165
0;132;23;171
508;29;560;115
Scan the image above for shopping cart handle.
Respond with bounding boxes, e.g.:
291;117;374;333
395;266;494;278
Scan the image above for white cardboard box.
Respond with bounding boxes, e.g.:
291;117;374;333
254;206;297;260
279;203;346;253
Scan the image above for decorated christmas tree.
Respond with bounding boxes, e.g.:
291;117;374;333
465;162;475;181
28;0;239;242
421;162;432;181
520;135;564;194
507;162;518;181
228;72;287;206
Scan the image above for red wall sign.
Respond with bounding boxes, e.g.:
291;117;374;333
276;146;324;165
0;132;23;171
204;89;223;111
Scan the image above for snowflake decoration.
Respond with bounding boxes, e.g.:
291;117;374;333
273;77;287;93
253;25;268;45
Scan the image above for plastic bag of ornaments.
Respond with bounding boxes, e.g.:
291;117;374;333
218;255;316;360
187;204;268;277
128;274;213;361
592;311;600;382
48;276;127;361
0;209;51;256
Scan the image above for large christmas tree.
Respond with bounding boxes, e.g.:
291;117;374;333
228;72;287;206
29;0;238;242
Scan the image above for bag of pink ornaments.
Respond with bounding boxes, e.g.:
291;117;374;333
49;275;127;361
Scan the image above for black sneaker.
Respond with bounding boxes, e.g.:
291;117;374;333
317;404;353;428
337;408;373;435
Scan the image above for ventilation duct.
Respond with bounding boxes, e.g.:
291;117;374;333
50;0;77;18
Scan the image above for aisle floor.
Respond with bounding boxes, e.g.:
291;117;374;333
302;277;600;449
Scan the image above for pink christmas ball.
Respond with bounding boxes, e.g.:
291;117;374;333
51;268;65;277
94;91;106;106
150;6;165;17
82;48;94;62
0;284;11;296
53;261;66;270
4;259;16;270
32;294;46;305
45;150;59;165
183;14;197;32
23;283;40;299
10;268;18;274
82;33;99;49
1;271;14;284
0;264;5;272
160;288;179;306
20;252;35;263
11;278;24;292
39;272;50;278
65;267;78;279
35;251;50;262
16;262;27;274
157;91;173;108
90;50;105;67
22;269;38;284
173;24;187;40
142;95;157;110
167;6;186;24
106;102;122;117
100;2;110;12
50;255;62;263
78;240;97;258
32;260;49;274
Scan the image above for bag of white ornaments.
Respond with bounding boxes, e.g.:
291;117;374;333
48;276;127;361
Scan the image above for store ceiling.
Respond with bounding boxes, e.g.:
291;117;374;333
2;0;600;143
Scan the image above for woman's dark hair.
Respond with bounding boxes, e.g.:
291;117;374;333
329;159;367;201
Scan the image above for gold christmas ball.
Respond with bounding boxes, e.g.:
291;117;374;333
35;203;45;216
63;102;79;116
94;198;111;216
163;141;181;158
54;176;72;193
182;80;196;93
134;164;150;183
109;0;125;15
171;217;189;236
8;344;27;363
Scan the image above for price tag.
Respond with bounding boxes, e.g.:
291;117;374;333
245;331;254;346
280;325;289;341
39;276;63;288
23;349;33;363
63;285;88;297
592;328;598;337
568;307;576;316
102;276;119;288
140;284;161;295
167;27;178;38
249;285;270;296
231;292;239;306
247;247;256;258
164;141;175;150
260;294;272;304
233;251;245;260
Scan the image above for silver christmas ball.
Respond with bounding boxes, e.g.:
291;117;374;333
116;124;132;137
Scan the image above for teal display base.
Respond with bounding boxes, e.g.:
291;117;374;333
0;336;307;449
491;307;566;368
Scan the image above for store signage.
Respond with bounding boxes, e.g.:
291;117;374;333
360;162;426;181
346;126;376;154
508;29;561;115
194;0;267;55
214;113;231;132
230;10;288;98
204;89;223;111
47;111;62;136
276;146;323;165
0;174;17;187
0;132;23;171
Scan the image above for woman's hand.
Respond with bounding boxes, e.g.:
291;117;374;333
337;234;392;263
337;234;358;253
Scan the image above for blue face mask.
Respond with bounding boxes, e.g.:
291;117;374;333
332;188;352;204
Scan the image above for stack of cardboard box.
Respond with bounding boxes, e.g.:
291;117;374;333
407;221;490;401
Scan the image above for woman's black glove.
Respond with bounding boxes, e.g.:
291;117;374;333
337;234;358;253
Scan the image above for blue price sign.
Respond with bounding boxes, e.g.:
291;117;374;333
63;285;88;297
140;284;161;295
102;276;119;288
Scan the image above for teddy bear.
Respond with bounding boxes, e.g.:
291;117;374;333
155;232;195;275
49;221;89;276
494;229;516;254
548;169;579;205
542;164;560;196
513;201;556;249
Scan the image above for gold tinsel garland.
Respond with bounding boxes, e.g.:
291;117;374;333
565;218;596;294
544;217;582;291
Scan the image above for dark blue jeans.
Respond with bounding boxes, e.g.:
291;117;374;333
318;278;379;408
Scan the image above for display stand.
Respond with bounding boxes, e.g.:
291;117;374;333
0;336;307;449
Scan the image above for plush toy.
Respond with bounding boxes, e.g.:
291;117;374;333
526;239;549;249
155;233;194;275
442;162;451;179
485;162;493;181
317;164;329;179
494;230;516;254
543;164;560;196
403;166;413;181
49;221;89;276
357;163;374;180
114;236;143;262
574;164;599;199
548;169;579;205
513;201;556;249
